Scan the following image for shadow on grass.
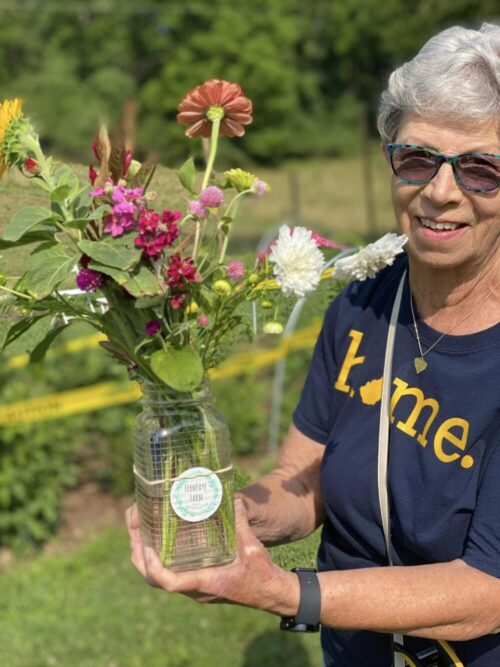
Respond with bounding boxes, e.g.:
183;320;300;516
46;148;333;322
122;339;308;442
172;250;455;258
242;629;314;667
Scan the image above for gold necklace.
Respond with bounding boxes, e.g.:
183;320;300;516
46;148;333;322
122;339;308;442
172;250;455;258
409;281;499;374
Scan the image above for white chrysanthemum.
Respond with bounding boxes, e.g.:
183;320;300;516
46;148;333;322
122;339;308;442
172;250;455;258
268;225;325;298
333;233;408;282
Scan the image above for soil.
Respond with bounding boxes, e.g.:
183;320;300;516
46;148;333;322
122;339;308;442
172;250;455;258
43;483;133;557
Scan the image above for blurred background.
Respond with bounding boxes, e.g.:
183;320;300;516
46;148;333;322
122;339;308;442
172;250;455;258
0;1;498;665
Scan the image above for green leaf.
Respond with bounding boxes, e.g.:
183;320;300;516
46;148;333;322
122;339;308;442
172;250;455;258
65;218;92;231
150;347;204;392
123;265;163;297
0;320;11;348
79;237;141;271
54;166;80;201
87;261;128;285
134;295;163;309
0;230;53;250
4;316;53;355
30;323;69;363
177;157;196;193
3;206;54;242
23;243;78;299
88;204;112;221
50;184;74;203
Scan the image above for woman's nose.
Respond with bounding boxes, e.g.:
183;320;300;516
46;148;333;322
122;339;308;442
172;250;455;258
421;162;463;206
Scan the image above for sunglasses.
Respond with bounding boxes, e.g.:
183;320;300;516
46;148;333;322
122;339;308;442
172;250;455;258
386;143;500;193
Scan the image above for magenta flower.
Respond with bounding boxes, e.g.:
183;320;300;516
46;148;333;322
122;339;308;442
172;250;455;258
197;314;209;327
189;200;206;219
135;209;180;259
199;186;224;208
104;211;135;237
145;319;162;336
165;254;199;289
76;268;106;292
227;259;245;282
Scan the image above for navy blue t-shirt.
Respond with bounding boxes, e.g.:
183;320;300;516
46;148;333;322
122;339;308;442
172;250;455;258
293;256;500;667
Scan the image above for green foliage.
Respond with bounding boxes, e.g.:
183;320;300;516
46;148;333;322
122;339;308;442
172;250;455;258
2;0;493;164
0;373;82;548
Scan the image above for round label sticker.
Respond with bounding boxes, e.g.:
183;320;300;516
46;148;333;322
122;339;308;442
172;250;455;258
170;467;223;523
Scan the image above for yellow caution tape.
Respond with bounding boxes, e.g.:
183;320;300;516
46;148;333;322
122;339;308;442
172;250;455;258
0;321;322;426
6;333;107;369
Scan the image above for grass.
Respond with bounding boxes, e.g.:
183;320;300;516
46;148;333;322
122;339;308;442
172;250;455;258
0;527;323;667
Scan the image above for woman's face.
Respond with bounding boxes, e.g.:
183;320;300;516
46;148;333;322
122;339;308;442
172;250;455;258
390;115;500;274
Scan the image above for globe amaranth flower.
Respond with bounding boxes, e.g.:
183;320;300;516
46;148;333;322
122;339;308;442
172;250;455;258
165;254;199;289
145;319;162;336
227;260;245;282
268;225;325;298
189;199;206;219
177;79;252;138
251;179;269;197
197;314;209;327
170;293;186;310
0;99;23;179
199;185;224;208
333;233;408;282
76;268;107;292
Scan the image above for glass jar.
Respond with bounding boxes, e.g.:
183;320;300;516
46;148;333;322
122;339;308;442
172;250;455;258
132;380;236;571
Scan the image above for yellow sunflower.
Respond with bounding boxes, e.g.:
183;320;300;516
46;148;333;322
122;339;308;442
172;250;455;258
0;98;23;179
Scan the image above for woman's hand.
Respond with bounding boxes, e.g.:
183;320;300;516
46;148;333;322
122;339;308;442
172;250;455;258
125;499;299;616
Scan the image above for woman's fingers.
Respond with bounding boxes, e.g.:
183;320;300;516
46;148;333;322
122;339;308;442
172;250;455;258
126;504;148;578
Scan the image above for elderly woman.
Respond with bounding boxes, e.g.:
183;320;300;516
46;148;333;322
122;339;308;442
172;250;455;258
127;23;500;667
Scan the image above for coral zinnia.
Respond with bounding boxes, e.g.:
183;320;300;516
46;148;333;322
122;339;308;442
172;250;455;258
177;79;252;138
0;99;23;179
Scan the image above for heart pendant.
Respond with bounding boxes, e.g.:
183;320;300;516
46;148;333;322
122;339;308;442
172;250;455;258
414;357;427;374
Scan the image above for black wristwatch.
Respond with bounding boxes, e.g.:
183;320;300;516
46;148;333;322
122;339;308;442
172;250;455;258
280;567;321;633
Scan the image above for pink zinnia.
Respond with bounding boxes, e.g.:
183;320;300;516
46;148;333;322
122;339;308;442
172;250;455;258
199;186;224;208
227;260;245;282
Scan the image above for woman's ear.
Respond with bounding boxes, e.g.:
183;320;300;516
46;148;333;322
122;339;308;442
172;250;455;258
380;142;389;161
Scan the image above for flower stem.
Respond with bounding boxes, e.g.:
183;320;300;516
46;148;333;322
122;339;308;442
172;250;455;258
0;284;32;300
201;118;221;191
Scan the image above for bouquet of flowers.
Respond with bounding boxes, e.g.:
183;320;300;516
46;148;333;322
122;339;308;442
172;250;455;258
0;83;407;569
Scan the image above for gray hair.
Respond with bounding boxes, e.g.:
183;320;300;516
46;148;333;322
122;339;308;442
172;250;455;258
377;23;500;144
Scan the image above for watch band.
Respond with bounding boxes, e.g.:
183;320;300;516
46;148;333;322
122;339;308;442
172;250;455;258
280;567;321;632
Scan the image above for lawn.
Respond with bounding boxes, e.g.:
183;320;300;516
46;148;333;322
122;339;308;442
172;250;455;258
0;528;323;667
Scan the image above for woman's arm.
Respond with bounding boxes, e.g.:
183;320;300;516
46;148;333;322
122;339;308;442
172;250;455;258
235;424;325;546
127;501;500;642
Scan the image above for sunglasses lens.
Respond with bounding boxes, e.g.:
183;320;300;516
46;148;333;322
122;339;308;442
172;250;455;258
391;147;438;183
457;155;500;192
